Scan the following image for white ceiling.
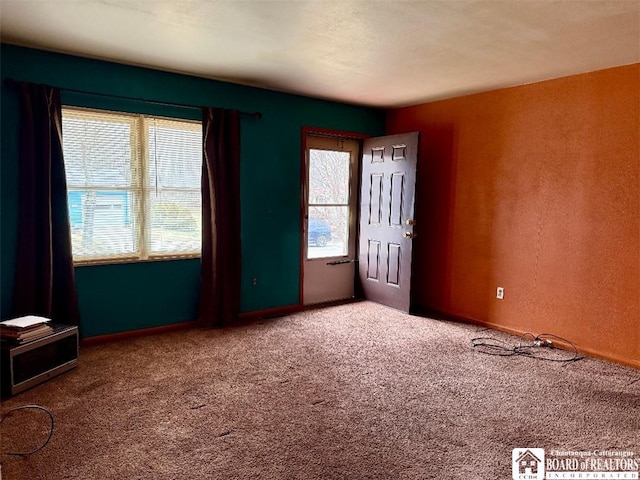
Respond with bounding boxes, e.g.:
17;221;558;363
1;1;639;108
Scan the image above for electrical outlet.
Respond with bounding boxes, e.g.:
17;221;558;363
496;286;504;300
252;277;258;286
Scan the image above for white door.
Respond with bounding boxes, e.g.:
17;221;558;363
302;135;360;305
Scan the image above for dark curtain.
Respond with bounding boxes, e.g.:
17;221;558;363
200;108;242;327
13;83;80;325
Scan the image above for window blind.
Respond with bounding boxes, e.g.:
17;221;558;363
62;107;202;263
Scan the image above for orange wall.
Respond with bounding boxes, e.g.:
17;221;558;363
387;64;639;368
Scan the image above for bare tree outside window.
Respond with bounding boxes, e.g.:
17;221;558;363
308;149;350;258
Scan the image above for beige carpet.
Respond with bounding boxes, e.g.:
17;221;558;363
1;301;638;479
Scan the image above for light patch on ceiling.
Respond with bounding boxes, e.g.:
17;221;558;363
1;0;638;107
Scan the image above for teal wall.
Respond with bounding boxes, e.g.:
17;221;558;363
0;45;384;337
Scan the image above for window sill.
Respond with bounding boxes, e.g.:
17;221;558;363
74;254;201;267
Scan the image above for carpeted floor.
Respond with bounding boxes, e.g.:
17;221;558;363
1;301;638;479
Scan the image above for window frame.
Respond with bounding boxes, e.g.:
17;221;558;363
61;106;203;266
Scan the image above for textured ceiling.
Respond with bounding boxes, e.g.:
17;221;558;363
1;0;639;107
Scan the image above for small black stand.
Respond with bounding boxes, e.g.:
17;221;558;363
1;324;79;396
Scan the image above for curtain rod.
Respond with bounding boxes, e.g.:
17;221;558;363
3;78;262;119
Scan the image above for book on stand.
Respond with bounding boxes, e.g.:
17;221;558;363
0;316;54;345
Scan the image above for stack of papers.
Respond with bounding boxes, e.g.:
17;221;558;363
0;316;53;344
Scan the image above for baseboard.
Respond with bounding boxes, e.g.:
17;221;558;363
81;306;302;345
413;306;639;370
81;321;197;346
239;304;302;320
237;299;363;320
302;297;364;311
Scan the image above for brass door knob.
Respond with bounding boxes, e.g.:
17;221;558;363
403;231;417;239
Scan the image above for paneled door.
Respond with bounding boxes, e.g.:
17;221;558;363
358;132;419;312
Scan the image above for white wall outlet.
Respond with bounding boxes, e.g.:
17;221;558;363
496;286;504;300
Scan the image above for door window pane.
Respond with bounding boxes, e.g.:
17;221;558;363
309;149;350;204
308;206;349;259
307;146;352;259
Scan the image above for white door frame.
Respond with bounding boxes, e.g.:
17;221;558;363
301;130;364;305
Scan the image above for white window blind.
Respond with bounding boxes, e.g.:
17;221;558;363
62;107;202;263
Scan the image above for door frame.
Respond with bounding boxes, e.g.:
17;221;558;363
299;127;370;306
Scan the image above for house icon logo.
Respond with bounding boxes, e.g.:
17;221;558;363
512;448;545;480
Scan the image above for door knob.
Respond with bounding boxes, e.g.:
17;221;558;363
403;231;417;239
406;219;415;226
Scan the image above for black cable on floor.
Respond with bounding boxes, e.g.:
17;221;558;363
0;405;54;456
471;332;583;363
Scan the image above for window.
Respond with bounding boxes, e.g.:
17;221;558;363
62;107;202;263
306;146;353;259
